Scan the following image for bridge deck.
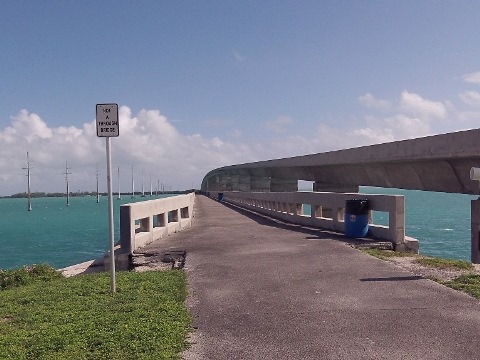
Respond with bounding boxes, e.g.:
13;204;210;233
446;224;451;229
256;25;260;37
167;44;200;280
139;195;480;359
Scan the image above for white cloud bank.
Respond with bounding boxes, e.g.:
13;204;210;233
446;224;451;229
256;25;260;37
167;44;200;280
0;106;258;196
2;80;479;195
313;88;476;151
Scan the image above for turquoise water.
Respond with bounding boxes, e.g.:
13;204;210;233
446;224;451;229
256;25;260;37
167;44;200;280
363;187;476;261
0;195;171;270
0;189;477;270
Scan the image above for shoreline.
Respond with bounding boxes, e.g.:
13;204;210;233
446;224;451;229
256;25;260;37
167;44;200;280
59;257;106;277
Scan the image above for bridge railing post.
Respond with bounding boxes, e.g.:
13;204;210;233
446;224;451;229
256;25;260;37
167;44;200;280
471;199;480;263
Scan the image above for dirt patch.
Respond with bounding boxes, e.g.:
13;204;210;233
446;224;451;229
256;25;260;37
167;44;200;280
131;249;186;272
1;316;14;323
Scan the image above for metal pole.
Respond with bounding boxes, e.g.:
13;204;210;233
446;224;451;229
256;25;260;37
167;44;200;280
106;137;116;293
117;166;121;200
24;152;32;211
472;199;480;263
65;161;70;207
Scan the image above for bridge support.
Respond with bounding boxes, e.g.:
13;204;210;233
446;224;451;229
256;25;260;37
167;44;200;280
225;174;239;191
205;175;221;191
313;181;359;193
250;176;271;192
238;175;251;192
471;199;480;263
270;178;297;192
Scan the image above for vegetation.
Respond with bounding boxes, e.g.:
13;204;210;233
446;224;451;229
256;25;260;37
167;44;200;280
415;257;474;271
0;267;191;359
3;190;193;199
442;274;480;298
0;264;63;290
360;248;414;259
6;191;100;199
361;248;480;299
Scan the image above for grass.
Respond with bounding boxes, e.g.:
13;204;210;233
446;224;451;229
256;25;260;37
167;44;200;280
442;274;480;298
415;257;474;271
360;248;414;259
0;266;191;360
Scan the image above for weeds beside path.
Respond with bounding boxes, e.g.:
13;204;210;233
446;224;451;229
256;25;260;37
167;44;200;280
361;248;480;300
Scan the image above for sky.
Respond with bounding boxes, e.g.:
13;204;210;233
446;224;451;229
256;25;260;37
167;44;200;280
1;1;480;196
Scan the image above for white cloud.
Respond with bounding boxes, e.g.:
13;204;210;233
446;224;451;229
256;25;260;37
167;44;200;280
229;129;242;138
312;114;431;152
462;72;480;84
10;110;53;143
360;91;448;120
233;51;245;63
399;91;446;119
351;91;452;146
459;91;480;107
358;93;392;111
263;116;293;133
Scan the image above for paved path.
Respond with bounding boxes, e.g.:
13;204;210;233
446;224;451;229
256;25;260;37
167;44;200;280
139;195;480;359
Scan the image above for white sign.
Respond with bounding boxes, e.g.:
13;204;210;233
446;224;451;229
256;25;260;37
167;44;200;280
96;103;119;137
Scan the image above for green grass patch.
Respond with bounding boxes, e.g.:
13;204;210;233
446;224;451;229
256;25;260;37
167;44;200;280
415;257;474;271
442;274;480;299
0;270;191;359
0;264;63;290
360;248;416;259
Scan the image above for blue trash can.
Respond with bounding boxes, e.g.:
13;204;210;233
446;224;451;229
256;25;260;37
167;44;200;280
345;199;369;238
218;192;224;201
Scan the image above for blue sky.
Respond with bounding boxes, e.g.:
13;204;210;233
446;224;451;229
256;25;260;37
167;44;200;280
1;1;480;195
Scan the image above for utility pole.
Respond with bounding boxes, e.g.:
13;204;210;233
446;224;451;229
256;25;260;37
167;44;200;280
64;161;71;207
96;165;100;203
22;152;32;211
131;165;135;198
150;172;153;196
141;168;145;197
117;166;121;200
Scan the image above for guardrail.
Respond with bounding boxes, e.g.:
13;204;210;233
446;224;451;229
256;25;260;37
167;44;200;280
208;191;418;252
119;193;195;255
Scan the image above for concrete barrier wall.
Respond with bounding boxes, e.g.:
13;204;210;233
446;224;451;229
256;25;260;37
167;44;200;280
209;191;418;252
120;193;195;254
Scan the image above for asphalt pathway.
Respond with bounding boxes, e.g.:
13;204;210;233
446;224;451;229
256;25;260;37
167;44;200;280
140;195;480;359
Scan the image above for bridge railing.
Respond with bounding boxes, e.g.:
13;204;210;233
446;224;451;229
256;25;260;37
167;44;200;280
208;191;418;252
119;193;195;255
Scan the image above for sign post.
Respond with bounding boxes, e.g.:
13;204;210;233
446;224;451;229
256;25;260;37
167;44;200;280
96;103;119;294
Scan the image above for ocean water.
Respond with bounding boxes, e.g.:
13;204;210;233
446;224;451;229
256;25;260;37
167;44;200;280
0;194;171;270
362;187;477;261
0;189;477;270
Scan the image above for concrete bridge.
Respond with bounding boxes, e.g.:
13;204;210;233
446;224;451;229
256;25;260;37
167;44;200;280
201;128;480;262
201;128;480;194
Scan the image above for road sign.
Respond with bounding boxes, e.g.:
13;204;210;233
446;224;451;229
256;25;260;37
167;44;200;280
96;103;119;293
96;103;119;137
